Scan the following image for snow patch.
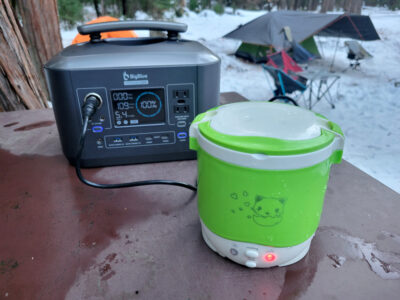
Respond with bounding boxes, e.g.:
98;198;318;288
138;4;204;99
334;231;400;280
327;254;346;268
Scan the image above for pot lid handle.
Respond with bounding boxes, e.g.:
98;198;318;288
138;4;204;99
315;117;345;152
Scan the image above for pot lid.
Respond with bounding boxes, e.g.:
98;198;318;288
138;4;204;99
196;102;343;155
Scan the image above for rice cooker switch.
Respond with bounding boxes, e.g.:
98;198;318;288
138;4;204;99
245;249;259;258
245;261;257;268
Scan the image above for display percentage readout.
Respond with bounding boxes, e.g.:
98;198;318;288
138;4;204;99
111;88;165;126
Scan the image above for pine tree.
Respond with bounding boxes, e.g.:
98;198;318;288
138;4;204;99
58;0;83;28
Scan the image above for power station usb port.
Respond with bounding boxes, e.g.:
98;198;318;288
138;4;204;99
129;136;139;142
92;126;103;133
177;132;187;139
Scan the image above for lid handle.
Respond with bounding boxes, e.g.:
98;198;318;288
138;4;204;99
315;117;345;164
190;110;218;134
78;20;188;42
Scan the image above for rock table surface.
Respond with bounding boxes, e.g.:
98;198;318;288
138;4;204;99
0;92;399;300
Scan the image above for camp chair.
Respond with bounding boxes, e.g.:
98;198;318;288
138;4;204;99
344;41;373;69
263;65;339;109
262;65;307;106
282;26;316;65
290;41;316;64
266;50;303;74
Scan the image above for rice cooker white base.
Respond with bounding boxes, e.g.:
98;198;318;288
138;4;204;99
201;220;313;268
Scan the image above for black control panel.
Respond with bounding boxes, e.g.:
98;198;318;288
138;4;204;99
74;81;196;166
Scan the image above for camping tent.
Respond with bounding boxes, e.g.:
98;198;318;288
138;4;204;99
299;36;320;57
235;36;319;63
235;43;273;63
225;11;380;63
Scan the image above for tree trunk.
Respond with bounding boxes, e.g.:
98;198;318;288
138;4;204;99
94;0;101;16
320;0;335;12
121;0;127;16
277;0;287;9
355;0;363;13
0;0;48;110
101;0;106;15
15;0;62;104
308;0;319;10
16;0;62;69
354;0;362;13
344;0;362;13
287;0;295;9
313;0;319;10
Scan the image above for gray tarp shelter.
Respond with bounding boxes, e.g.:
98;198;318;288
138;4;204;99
225;10;380;62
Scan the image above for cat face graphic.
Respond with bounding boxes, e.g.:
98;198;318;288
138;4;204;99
252;195;285;227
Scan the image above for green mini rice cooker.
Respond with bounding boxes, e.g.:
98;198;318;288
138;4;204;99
189;101;344;268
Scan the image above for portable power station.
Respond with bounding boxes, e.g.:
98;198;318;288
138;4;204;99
44;21;220;167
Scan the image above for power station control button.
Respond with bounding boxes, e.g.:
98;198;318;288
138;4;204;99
177;132;187;139
96;138;103;146
92;126;103;133
245;261;257;268
245;249;259;259
177;121;186;127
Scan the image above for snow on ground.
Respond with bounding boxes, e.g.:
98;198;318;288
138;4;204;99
60;7;400;193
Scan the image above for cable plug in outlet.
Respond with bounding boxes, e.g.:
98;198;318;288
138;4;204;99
82;93;102;119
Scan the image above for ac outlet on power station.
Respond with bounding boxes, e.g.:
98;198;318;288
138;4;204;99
173;89;189;98
174;105;190;114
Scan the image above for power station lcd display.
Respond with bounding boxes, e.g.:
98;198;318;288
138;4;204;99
111;88;165;126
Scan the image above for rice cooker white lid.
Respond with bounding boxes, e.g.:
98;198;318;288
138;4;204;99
210;101;323;140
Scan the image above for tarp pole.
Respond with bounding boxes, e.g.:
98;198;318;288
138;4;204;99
329;31;341;72
316;36;325;58
347;15;364;40
262;66;277;97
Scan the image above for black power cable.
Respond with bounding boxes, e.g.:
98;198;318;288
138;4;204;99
75;95;197;192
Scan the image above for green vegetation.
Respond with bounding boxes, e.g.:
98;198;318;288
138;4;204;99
213;2;224;14
189;0;200;12
58;0;84;28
